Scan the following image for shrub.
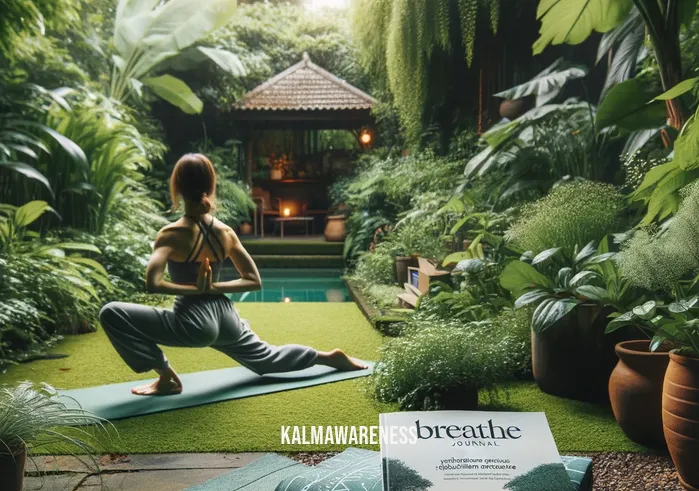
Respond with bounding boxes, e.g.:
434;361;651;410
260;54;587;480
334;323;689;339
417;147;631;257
369;309;531;410
353;242;397;286
618;182;699;293
215;178;255;229
507;180;625;255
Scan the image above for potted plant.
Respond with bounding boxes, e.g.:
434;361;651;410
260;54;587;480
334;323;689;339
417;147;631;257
604;299;671;450
500;241;632;401
612;297;699;488
0;382;113;491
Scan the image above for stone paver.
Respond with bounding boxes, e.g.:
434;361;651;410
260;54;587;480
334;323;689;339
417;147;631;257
78;469;232;491
24;453;268;491
29;452;265;472
24;473;87;491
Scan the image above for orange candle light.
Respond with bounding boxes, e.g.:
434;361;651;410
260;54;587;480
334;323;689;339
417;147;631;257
283;207;291;217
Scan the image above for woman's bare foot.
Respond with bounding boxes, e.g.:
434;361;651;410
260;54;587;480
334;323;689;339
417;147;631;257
131;367;183;396
317;349;368;371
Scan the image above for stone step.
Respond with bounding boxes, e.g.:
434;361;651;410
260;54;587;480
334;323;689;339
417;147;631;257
241;239;343;256
251;254;344;268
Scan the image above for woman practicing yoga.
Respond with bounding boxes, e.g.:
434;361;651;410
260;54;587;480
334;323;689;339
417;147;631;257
99;153;366;396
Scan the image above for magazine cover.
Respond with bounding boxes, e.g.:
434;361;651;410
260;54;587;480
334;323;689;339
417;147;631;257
380;411;573;491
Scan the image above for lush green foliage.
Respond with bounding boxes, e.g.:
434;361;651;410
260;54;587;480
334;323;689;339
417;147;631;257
352;0;500;139
109;0;243;113
619;181;699;294
369;308;531;410
506;181;625;255
501;242;616;333
608;296;699;357
338;150;463;261
196;2;367;107
0;201;110;366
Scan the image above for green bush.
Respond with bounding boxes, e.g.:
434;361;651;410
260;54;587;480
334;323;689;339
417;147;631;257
618;182;699;293
507;180;625;255
353;242;397;286
369;308;531;410
215;178;255;229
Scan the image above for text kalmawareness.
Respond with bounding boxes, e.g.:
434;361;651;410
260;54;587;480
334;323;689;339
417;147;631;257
280;425;418;445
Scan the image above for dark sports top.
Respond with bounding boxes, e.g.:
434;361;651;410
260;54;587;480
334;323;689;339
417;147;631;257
167;216;224;285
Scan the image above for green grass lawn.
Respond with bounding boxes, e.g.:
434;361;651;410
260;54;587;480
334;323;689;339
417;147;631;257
1;302;649;453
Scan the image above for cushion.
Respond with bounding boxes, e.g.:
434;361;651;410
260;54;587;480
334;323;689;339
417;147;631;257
274;448;593;491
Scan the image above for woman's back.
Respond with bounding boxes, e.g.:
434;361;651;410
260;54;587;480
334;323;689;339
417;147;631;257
165;215;228;285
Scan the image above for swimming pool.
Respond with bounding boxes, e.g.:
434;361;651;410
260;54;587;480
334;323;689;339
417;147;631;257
224;268;351;303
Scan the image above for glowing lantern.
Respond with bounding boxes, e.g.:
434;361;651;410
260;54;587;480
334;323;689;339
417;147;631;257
283;207;291;217
360;130;372;145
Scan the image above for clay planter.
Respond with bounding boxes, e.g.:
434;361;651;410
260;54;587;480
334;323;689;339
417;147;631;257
663;353;699;490
532;304;635;402
499;96;535;120
609;340;670;450
239;222;253;235
324;215;346;242
0;444;26;491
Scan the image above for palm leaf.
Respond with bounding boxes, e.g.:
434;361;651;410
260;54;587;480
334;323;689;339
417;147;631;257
533;0;633;55
495;58;588;106
142;75;203;115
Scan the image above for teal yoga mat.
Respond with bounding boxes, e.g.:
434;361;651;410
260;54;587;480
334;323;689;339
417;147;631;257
57;363;374;420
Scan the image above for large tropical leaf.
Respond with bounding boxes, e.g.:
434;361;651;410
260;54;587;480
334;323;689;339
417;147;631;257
142;75;203;114
13;201;55;228
0;161;52;194
159;46;246;76
500;260;552;298
597;8;645;99
464;101;590;178
197;47;246;76
673;116;699;171
654;77;699;101
114;0;161;60
131;0;239;78
495;58;588;106
532;297;581;333
596;79;667;133
640;165;699;225
533;0;634;55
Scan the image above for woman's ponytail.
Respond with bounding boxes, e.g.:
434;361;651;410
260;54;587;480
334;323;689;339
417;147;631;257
201;193;213;214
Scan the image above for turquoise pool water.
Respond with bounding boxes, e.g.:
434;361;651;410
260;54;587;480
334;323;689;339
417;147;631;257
224;268;351;303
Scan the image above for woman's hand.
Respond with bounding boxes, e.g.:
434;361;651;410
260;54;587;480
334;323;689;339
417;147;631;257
196;257;213;293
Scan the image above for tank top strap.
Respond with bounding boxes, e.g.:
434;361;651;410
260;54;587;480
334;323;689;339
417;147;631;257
183;224;204;263
205;217;225;260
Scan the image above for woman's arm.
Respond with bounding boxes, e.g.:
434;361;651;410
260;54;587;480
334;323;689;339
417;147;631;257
210;230;262;294
145;230;208;296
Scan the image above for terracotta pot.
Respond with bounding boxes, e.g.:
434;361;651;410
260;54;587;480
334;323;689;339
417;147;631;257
532;304;636;402
0;444;26;491
499;96;535;120
609;340;670;450
270;169;282;180
663;353;699;490
239;222;253;235
324;215;346;242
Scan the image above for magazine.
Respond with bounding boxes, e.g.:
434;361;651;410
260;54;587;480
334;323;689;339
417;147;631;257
379;411;573;491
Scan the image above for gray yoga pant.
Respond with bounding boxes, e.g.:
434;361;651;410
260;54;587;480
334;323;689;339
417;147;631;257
99;295;318;375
